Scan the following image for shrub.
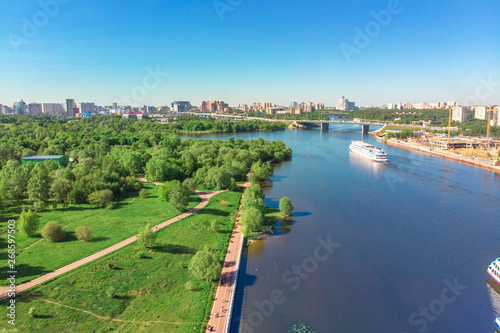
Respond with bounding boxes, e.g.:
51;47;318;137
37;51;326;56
19;209;40;237
105;286;115;299
139;188;149;198
29;306;36;318
185;280;196;291
87;189;114;208
136;250;148;259
210;220;219;231
75;226;92;242
137;223;157;248
220;200;230;206
41;222;66;242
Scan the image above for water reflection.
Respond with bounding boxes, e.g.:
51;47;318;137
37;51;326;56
348;151;386;176
247;239;266;258
276;217;294;235
487;280;500;332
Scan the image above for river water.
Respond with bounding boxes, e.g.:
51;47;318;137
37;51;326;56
186;125;500;332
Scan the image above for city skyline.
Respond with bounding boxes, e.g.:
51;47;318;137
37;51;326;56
1;0;499;107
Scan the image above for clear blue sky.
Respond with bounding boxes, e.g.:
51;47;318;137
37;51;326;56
1;0;499;107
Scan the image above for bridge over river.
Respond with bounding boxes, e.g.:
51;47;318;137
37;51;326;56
182;112;387;133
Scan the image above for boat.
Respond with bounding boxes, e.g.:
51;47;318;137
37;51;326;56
349;141;388;162
496;317;500;330
489;258;500;285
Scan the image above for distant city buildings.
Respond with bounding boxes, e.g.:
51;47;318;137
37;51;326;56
42;103;65;114
15;100;26;114
66;99;75;116
336;96;355;111
200;101;229;113
171;101;191;112
316;102;325;110
28;103;42;115
474;106;487;120
452;106;467;123
78;102;96;115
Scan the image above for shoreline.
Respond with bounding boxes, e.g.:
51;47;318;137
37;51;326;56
387;139;500;173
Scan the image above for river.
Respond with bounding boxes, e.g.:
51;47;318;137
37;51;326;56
185;124;500;332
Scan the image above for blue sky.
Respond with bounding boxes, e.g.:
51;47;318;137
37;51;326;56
0;0;499;107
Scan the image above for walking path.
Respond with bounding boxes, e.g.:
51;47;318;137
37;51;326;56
0;189;224;301
206;182;249;333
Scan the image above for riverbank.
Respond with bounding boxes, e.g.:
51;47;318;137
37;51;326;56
387;138;500;173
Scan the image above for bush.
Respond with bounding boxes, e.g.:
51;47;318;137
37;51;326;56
19;209;40;237
87;189;114;208
211;220;219;231
105;286;115;299
185;280;196;291
182;178;196;194
29;306;36;318
137;223;157;248
41;222;66;242
136;250;148;259
139;188;149;198
75;226;92;242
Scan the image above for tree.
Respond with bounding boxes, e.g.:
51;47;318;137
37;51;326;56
75;226;92;242
182;178;196;194
41;222;66;242
188;250;221;281
19;209;40;237
87;189;114;208
137;223;157;248
241;206;264;235
50;177;72;203
159;181;173;201
28;163;51;211
0;162;29;202
169;180;190;211
279;197;294;217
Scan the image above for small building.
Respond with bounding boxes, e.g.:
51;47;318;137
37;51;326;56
22;155;69;167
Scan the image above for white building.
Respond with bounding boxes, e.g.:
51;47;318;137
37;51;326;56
78;102;95;114
336;96;355;111
42;103;65;114
474;106;487;120
452;106;467;123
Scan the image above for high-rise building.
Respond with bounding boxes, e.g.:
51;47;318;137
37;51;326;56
42;103;65;114
290;102;298;109
474;106;487;120
66;99;75;116
316;103;325;110
336;96;355;111
28;103;42;115
15;100;26;114
112;102;118;109
171;101;191;112
78;102;95;115
242;104;248;112
304;102;315;113
452;106;467;123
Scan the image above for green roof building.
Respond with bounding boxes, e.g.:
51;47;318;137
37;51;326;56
22;155;69;167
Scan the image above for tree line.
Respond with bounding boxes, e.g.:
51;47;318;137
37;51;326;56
0;116;292;212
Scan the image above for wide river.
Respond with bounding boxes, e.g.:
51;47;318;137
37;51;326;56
186;125;500;332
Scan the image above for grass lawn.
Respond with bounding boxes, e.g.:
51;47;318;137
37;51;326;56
0;183;201;286
379;125;423;134
0;190;242;333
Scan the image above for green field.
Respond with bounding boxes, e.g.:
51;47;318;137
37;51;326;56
0;183;201;286
0;190;243;333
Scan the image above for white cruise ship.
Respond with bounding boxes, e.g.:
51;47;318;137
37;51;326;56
489;258;500;285
349;141;388;162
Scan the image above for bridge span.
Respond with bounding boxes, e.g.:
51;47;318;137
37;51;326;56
180;112;386;133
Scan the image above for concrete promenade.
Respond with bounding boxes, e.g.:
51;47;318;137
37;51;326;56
206;182;249;333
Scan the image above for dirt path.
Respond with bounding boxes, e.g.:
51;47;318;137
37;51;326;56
206;182;250;333
0;190;224;301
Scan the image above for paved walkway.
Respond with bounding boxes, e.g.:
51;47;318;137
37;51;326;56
206;182;249;333
0;189;224;301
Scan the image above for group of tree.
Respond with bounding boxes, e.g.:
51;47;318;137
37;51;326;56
385;129;414;140
159;178;196;211
0;116;292;212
